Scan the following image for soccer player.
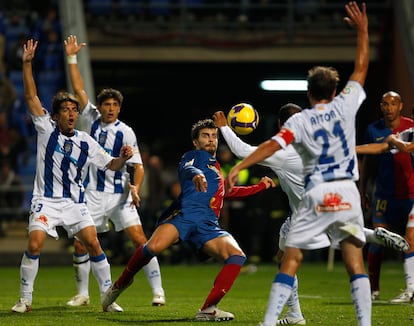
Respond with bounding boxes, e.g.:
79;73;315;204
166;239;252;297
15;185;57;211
359;128;414;303
63;35;165;307
101;118;276;321
12;39;133;313
359;91;414;302
227;2;371;325
213;105;408;325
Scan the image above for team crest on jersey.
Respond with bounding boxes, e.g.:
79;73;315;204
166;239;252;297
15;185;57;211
316;192;351;212
35;214;49;227
207;164;219;175
98;130;108;146
341;84;353;94
63;139;73;155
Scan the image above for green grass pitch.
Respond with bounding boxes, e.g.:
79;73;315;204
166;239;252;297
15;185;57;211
0;261;413;325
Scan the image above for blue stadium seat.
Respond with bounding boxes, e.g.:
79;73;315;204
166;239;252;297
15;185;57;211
118;0;144;15
85;0;114;15
149;0;170;16
8;70;23;98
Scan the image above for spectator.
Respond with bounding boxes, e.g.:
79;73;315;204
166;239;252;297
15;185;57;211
0;158;24;236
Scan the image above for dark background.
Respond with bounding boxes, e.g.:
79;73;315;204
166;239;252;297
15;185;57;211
93;60;387;168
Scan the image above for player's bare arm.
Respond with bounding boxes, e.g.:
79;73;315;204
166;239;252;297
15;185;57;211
345;2;369;86
128;163;144;208
227;139;281;192
356;142;389;154
107;145;133;171
64;35;88;109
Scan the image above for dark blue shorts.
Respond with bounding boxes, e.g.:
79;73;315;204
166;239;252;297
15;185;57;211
161;207;229;250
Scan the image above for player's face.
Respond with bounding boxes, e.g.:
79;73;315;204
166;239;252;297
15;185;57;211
56;101;79;136
193;128;218;155
98;98;120;124
380;94;403;123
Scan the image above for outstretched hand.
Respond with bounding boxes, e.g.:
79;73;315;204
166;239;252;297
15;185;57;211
120;145;134;160
259;176;276;189
23;39;38;63
128;182;141;208
64;34;86;56
344;1;368;31
212;111;228;127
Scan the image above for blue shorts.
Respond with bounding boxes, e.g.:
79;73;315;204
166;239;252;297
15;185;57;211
161;207;229;250
372;196;414;232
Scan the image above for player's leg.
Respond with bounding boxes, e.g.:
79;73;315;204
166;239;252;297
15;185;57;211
67;238;90;306
12;229;47;313
364;226;409;252
276;218;306;325
123;222;165;306
367;197;388;300
261;246;302;326
102;222;179;310
390;224;414;303
341;239;371;326
196;234;246;321
75;221;123;312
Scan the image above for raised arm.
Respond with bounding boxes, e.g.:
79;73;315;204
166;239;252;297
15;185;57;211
22;39;44;116
64;35;88;111
345;2;369;86
227;139;281;192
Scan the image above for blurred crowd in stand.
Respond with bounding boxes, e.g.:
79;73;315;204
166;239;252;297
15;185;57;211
0;2;65;236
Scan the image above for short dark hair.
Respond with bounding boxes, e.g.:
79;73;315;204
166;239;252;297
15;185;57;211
278;103;302;125
52;91;79;114
191;119;217;140
307;66;340;101
96;88;123;106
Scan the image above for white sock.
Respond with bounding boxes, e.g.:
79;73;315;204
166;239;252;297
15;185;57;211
404;254;414;292
350;275;371;326
363;228;378;244
20;252;39;303
143;256;164;295
90;254;112;296
73;253;90;296
285;275;303;318
263;279;293;326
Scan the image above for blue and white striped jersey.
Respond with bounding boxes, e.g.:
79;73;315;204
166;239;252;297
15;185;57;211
79;101;142;194
274;81;366;191
32;112;113;203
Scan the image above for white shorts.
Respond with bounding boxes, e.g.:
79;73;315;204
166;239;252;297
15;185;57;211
286;180;365;250
85;190;141;233
278;216;292;252
29;197;94;239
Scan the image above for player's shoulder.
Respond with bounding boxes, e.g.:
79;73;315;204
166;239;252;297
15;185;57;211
114;119;136;133
400;116;414;127
182;149;213;161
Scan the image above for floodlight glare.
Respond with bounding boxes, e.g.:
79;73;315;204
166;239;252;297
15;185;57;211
260;80;307;91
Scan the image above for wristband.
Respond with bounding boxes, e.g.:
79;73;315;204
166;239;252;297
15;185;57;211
67;55;77;64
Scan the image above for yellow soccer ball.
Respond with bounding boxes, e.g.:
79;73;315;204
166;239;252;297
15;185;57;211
227;103;259;135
